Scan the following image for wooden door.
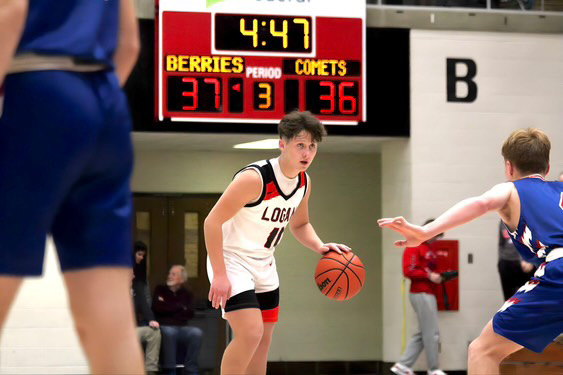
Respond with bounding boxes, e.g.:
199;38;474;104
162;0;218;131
133;194;224;374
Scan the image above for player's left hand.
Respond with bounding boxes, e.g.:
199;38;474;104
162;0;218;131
377;216;428;247
318;243;351;255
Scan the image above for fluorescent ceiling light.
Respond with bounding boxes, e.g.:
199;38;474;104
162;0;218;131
233;139;279;150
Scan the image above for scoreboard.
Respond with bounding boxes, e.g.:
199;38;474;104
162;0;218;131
157;0;366;125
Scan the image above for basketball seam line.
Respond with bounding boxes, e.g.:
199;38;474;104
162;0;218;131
349;263;365;270
321;257;350;268
321;256;365;271
345;263;364;287
315;268;345;279
321;255;364;287
323;254;355;297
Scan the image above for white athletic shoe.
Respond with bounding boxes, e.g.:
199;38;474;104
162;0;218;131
390;362;414;375
427;370;448;375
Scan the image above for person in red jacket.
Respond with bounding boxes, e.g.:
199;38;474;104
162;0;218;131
391;220;447;375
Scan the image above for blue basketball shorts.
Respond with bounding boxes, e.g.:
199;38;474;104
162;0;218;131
0;70;134;276
493;253;563;353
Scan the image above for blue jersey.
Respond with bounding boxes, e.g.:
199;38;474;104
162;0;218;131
16;0;119;67
494;175;563;353
0;3;132;276
505;175;563;261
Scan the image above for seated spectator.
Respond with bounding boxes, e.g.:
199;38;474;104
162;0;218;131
133;241;153;303
153;265;203;375
134;241;149;286
132;242;161;374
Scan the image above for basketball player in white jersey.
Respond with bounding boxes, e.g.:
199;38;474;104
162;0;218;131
204;111;350;375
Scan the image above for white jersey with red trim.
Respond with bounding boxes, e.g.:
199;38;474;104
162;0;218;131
222;158;308;259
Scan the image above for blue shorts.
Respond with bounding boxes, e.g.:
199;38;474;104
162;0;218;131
0;70;134;276
493;257;563;353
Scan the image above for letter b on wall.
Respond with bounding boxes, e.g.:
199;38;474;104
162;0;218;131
447;58;477;102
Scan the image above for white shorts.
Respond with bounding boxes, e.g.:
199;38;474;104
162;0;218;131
207;251;281;321
206;251;279;298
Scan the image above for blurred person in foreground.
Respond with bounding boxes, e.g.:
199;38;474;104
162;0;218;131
0;0;142;373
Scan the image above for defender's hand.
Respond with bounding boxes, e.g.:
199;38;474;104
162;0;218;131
377;216;427;247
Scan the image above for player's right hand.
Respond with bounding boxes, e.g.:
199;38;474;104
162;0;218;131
209;274;231;310
318;243;351;255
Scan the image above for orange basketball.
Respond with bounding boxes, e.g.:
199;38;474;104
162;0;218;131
314;251;366;301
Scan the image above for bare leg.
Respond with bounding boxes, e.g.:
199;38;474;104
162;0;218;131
222;308;264;375
246;322;275;375
64;267;144;374
0;276;23;330
468;320;522;375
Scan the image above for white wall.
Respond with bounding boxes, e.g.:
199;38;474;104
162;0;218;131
133;149;383;361
381;30;563;371
380;140;412;364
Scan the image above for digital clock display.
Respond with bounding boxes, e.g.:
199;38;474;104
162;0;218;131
157;0;366;125
215;14;312;53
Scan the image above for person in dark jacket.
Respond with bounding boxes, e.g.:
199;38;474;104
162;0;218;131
133;276;161;374
153;265;203;375
134;241;148;285
132;242;161;374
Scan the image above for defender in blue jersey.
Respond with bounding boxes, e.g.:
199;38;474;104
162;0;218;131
0;1;142;373
378;128;562;374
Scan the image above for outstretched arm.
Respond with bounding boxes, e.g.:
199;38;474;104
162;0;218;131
289;177;350;254
0;0;28;85
204;170;262;309
378;182;513;247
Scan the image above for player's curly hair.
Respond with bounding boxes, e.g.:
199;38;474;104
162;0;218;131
278;111;327;142
501;128;550;175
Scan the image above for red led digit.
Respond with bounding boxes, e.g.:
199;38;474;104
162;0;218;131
204;78;221;110
181;77;198;111
339;82;357;115
319;81;335;114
